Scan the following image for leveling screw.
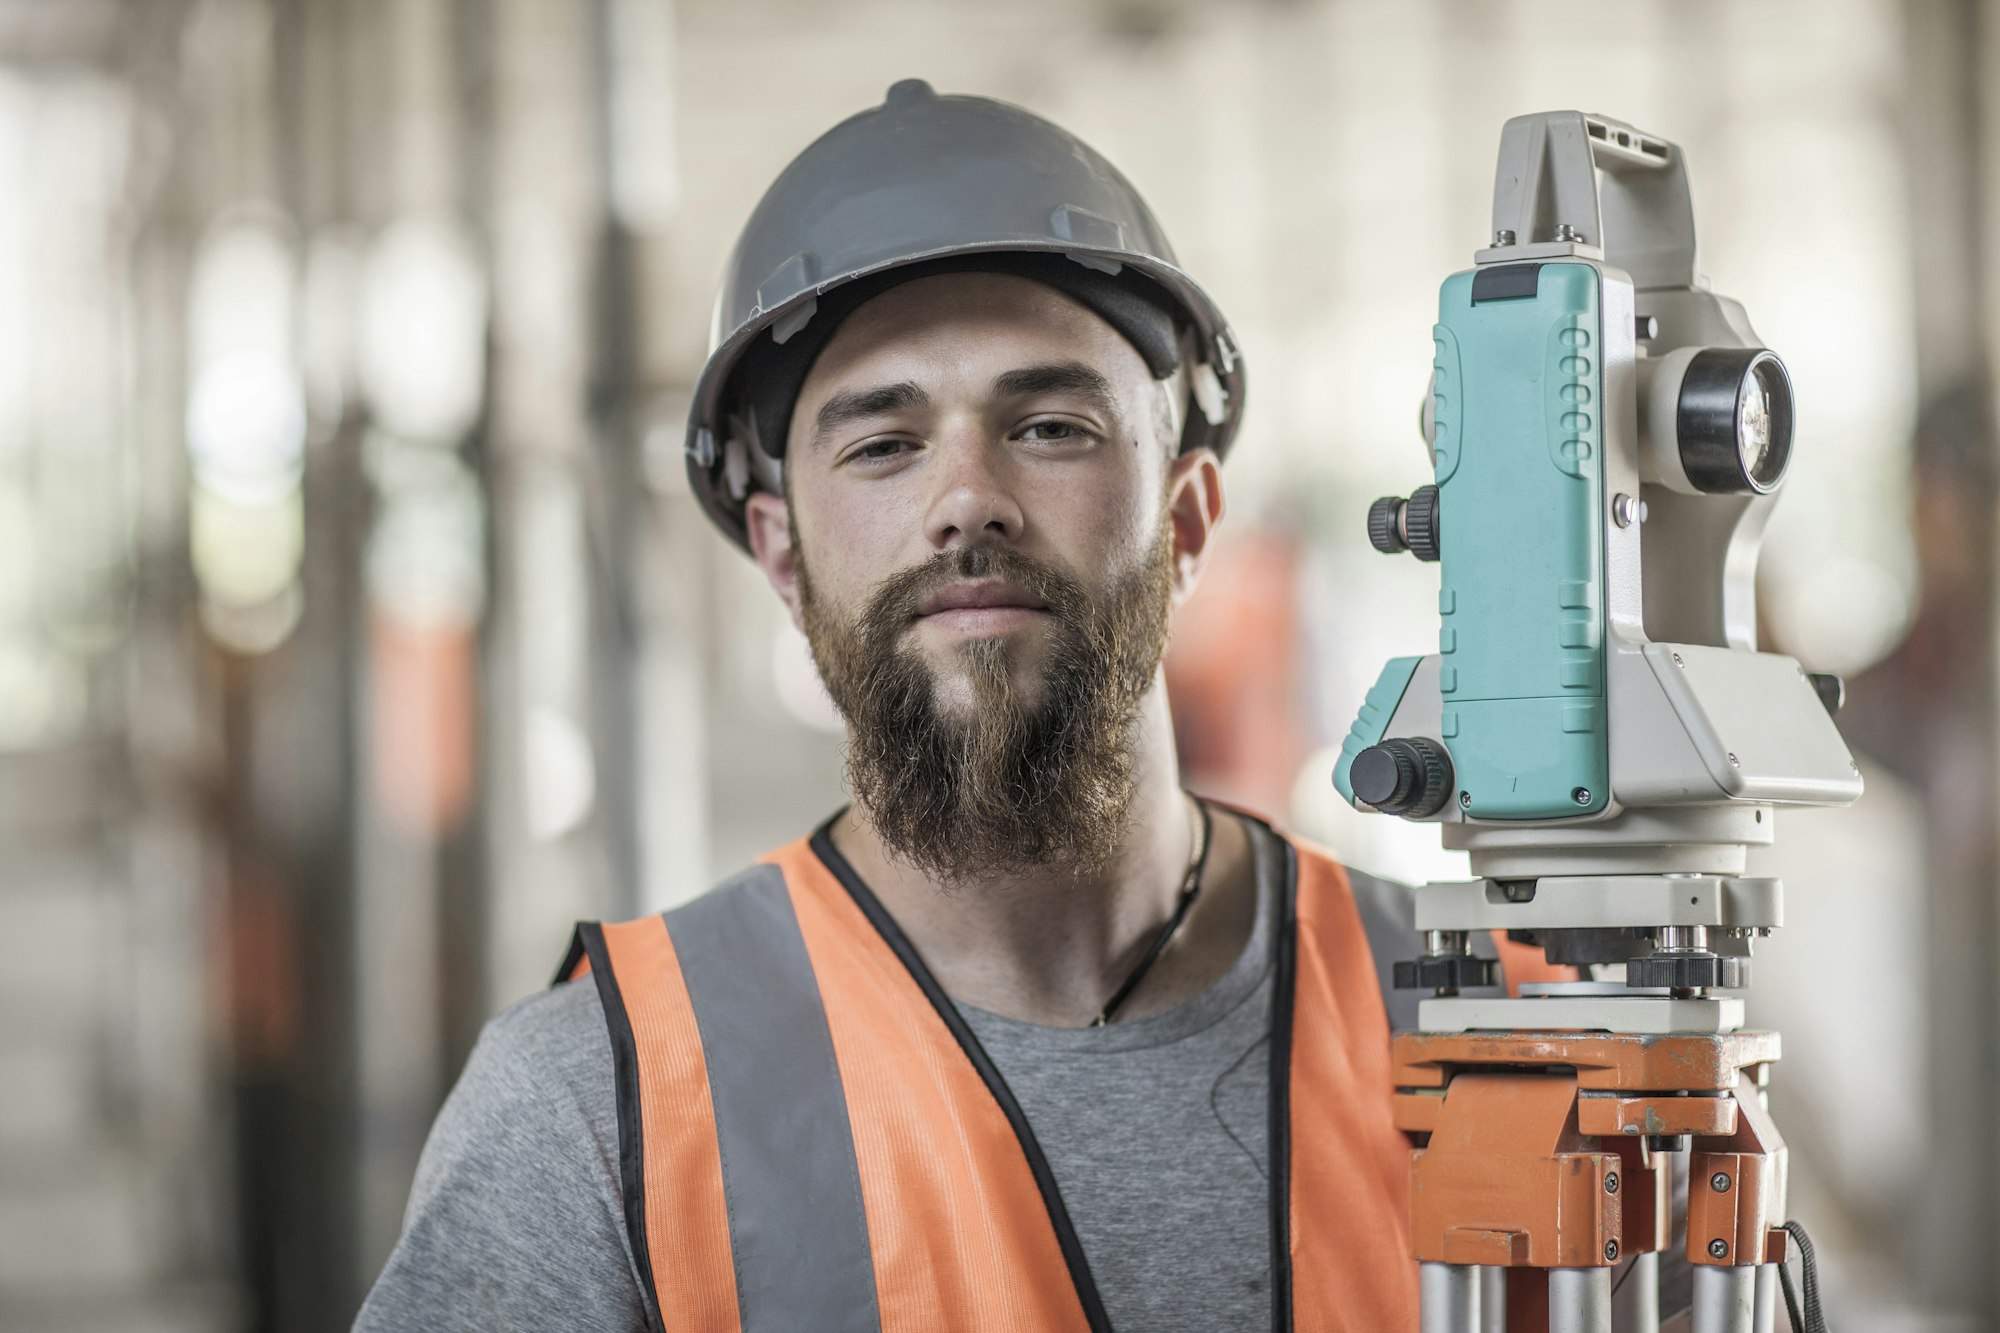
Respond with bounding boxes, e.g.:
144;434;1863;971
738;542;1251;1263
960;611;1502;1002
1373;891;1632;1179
1603;1240;1620;1263
1708;1239;1730;1259
1710;1172;1732;1193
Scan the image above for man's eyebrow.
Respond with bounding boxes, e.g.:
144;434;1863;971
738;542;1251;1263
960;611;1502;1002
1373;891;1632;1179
991;361;1121;418
811;381;932;448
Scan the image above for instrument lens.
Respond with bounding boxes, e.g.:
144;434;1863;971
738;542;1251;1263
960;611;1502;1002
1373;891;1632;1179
1739;356;1791;491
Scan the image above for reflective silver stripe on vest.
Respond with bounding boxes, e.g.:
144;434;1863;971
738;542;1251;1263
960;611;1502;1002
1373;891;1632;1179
1342;867;1510;1032
665;865;882;1333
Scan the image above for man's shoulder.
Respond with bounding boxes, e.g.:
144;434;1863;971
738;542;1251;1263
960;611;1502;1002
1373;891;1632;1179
357;978;643;1330
445;977;616;1144
486;974;609;1070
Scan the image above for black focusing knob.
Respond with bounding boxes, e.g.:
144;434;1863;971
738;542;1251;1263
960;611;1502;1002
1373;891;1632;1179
1366;496;1404;554
1403;485;1441;561
1364;486;1441;562
1349;737;1454;818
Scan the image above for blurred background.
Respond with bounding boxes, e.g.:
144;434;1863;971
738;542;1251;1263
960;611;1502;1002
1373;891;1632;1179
0;0;1993;1329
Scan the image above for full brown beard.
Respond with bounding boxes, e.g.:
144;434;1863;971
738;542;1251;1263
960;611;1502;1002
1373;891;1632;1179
798;525;1175;884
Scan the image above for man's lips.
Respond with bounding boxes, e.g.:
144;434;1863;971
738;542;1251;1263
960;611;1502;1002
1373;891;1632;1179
913;580;1050;619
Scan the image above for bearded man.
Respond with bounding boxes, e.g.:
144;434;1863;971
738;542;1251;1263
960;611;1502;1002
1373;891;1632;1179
357;80;1565;1333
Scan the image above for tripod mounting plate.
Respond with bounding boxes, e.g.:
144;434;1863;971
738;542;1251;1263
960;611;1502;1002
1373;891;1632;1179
1419;994;1745;1035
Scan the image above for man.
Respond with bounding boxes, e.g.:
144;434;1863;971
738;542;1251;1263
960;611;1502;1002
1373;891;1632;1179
356;79;1559;1333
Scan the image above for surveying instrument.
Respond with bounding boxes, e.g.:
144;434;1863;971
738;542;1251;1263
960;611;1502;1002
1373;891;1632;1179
1338;111;1855;1333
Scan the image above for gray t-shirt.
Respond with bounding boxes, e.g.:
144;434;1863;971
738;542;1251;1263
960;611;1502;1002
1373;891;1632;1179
958;819;1280;1332
354;975;649;1332
354;828;1282;1332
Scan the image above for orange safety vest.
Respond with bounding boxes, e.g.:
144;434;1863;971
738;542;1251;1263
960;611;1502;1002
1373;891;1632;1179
558;815;1558;1333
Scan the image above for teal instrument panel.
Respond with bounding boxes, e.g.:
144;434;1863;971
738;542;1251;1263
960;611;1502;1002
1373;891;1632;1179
1432;262;1608;819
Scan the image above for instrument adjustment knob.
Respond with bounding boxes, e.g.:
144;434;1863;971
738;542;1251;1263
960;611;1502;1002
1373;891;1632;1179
1402;484;1441;561
1349;737;1455;818
1366;496;1404;554
1364;485;1442;562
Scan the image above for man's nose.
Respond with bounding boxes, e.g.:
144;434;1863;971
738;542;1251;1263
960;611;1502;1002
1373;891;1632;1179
923;438;1025;549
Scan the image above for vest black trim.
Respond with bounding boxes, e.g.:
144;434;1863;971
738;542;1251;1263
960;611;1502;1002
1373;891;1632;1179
808;817;1118;1333
573;921;669;1333
1267;834;1301;1333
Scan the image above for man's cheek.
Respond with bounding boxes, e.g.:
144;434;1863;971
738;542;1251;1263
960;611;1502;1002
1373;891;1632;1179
1028;496;1147;577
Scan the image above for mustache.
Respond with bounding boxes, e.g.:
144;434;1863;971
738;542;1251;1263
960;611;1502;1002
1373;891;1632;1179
860;544;1089;640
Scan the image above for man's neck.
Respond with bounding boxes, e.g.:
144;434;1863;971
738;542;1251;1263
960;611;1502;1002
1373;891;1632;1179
828;684;1260;1027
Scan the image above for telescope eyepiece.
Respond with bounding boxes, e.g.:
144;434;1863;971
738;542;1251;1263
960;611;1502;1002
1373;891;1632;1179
1673;348;1795;495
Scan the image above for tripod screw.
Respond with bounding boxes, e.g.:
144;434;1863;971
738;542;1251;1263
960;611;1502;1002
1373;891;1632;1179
1604;1172;1619;1194
1709;1239;1730;1259
1710;1172;1732;1193
1603;1240;1620;1262
1392;952;1499;993
1626;951;1748;990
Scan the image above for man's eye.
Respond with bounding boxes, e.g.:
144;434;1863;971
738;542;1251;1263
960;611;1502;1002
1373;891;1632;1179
1020;420;1087;442
851;438;913;462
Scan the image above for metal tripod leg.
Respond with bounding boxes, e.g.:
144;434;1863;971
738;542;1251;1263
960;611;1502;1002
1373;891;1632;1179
1421;1262;1481;1333
1690;1264;1756;1333
1419;1259;1667;1332
1548;1267;1612;1332
1752;1264;1779;1333
1612;1251;1660;1333
1478;1266;1505;1333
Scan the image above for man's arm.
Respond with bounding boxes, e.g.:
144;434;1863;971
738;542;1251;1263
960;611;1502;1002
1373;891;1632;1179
353;979;651;1333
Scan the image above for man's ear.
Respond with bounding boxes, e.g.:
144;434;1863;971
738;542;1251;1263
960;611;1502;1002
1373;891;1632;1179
745;490;807;633
1164;447;1225;603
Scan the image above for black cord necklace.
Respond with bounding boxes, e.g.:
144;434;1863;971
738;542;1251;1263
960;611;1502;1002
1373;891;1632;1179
1092;797;1213;1026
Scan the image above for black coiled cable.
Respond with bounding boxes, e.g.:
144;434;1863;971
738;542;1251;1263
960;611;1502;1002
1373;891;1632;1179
1777;1220;1827;1333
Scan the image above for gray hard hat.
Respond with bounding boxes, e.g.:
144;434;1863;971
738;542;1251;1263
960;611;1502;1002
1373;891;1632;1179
684;77;1246;553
